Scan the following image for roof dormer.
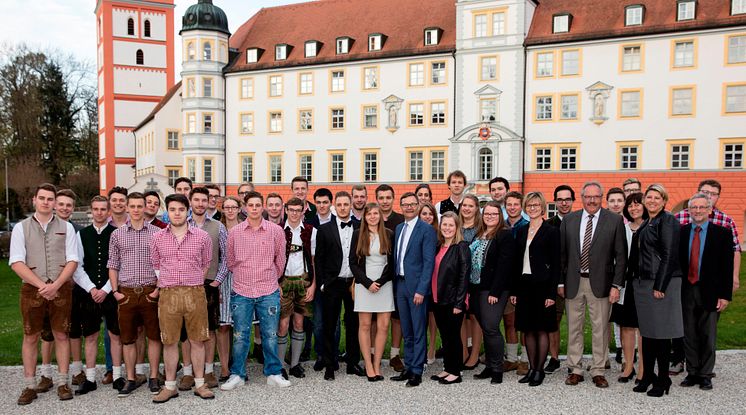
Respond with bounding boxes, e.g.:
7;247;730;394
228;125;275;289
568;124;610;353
424;27;443;46
625;5;644;26
245;47;263;63
336;36;353;55
304;40;322;58
368;33;387;51
552;13;571;33
275;43;292;61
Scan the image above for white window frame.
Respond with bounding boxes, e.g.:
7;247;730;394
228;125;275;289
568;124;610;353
430;150;446;181
241;156;253;183
672;88;694;116
536;148;552;170
246;48;258;63
724;143;743;168
270;112;283;133
409;63;425;86
299;110;313;131
299;154;313;181
560;95;578;120
240;113;254;134
363;152;378;182
269;155;282;183
331;108;345;130
492;13;505;35
726;85;746;113
305;41;317;58
275;45;287;61
431;102;446;125
622;46;642;71
475;14;488;37
621;91;641;117
336;38;349;54
364;67;378;89
331;70;345;92
299;73;313;95
330;153;345;182
673;41;695;67
269;75;283;97
478;148;493;181
670;144;690;169
481;56;498;80
561;50;579;75
368;35;382;51
431;62;446;84
425;29;439;45
734;0;746;14
553;14;569;33
728;35;746;64
363;106;378;129
559;147;577;170
625;6;643;26
537;53;554;77
409;103;424;126
536;96;553;120
620;146;639;170
677;0;695;21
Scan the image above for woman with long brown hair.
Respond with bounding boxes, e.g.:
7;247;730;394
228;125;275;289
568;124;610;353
459;194;483;369
350;203;395;381
418;202;439;364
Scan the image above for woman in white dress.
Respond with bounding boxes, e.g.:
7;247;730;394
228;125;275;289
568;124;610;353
350;203;395;381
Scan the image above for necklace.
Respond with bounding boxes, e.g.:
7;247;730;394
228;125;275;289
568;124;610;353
528;224;541;235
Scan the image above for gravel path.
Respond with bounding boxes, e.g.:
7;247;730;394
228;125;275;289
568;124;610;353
2;351;745;414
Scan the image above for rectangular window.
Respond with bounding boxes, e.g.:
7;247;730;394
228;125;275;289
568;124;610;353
670;144;690;169
240;78;253;99
559;147;577;170
336;38;349;54
240;113;254;134
622;45;642;71
724;143;744;168
363;105;378;129
246;48;258;63
734;0;746;14
363;67;378;89
561;50;579;76
299;154;313;181
677;0;695;21
480;99;497;122
299;110;313;131
203;78;212;97
560;94;578;120
269;75;283;97
425;29;439;45
536;52;554;77
481;56;498;80
431;62;446;85
409;63;424;86
269;112;283;133
187;114;196;133
625;6;643;25
492;12;505;35
620;146;639;169
430;150;445;181
535;96;553;120
535;147;552;170
725;84;746;113
203;159;213;182
167;131;179;150
431;102;446;125
305;42;317;58
330;153;344;182
270;155;282;183
331;108;345;130
369;35;381;51
275;45;286;60
671;88;694;116
167;168;180;188
241;155;253;183
474;14;488;37
728;35;746;64
187;159;196;181
553;15;569;33
409;151;424;181
620;90;642;118
299;73;313;95
203;114;213;133
409;103;424;126
331;70;345;92
673;41;695;68
363;152;378;182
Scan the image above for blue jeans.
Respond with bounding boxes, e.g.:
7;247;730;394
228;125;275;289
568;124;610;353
230;290;282;379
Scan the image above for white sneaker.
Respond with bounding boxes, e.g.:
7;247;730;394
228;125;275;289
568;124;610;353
219;375;244;391
267;374;291;388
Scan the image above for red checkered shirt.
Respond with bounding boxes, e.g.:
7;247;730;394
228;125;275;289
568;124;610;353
107;222;159;287
151;225;213;288
675;207;741;252
227;218;287;298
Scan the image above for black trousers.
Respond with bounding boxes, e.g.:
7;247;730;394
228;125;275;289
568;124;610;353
433;303;464;375
322;277;359;369
682;284;719;378
471;290;509;372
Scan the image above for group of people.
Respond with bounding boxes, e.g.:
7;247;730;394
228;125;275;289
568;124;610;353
11;172;738;405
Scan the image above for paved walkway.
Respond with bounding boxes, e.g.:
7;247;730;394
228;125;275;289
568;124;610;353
2;351;745;414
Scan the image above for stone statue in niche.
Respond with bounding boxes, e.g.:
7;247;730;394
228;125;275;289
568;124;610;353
382;94;404;133
586;81;613;125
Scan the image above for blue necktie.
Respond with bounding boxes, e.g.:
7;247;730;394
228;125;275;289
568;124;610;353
396;223;408;276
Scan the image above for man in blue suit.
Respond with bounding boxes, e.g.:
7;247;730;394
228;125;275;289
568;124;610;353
390;192;437;387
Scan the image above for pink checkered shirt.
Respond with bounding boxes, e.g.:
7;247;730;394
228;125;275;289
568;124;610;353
227;218;286;298
151;225;213;288
675;207;741;252
107;222;159;287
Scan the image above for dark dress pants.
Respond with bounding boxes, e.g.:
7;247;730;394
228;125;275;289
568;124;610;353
322;277;359;369
433;302;464;375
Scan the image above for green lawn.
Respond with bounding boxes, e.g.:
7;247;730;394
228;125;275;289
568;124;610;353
0;259;743;365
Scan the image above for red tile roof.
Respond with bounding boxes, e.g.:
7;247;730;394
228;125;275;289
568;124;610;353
526;0;746;46
134;80;182;131
225;0;456;73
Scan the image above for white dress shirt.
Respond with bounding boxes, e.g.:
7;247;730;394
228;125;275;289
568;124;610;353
579;209;600;273
284;220;317;277
336;217;354;279
397;216;419;276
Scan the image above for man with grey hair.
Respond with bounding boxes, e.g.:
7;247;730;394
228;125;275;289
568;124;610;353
560;181;626;388
678;193;733;390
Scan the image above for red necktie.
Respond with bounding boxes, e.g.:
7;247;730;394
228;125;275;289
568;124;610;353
688;226;701;285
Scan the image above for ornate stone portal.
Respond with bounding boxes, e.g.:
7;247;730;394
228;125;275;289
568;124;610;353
586;81;613;125
382;94;404;133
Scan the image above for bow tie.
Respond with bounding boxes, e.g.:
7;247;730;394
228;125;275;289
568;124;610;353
340;221;352;229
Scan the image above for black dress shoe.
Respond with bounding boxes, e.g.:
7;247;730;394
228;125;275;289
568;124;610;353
680;375;700;387
324;368;335;381
390;371;412;381
647;378;671;397
289;364;306;378
618;368;637;383
528;370;545;387
474;367;493;379
148;378;160;394
463;361;479;370
117;380;138;398
439;376;462;385
406;374;422;387
281;368;289;380
699;378;713;390
313;359;324;372
375;375;384;381
75;380;97;395
430;374;446;381
347;364;366;377
491;372;503;384
112;377;126;391
518;369;535;384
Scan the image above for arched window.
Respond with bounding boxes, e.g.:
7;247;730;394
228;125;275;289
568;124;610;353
187;42;196;61
143;20;151;37
203;42;212;61
136;49;144;65
478;148;493;181
127;18;135;36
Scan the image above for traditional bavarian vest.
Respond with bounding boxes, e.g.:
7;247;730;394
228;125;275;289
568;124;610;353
79;224;116;288
193;218;222;280
21;215;68;283
439;197;461;215
284;222;314;283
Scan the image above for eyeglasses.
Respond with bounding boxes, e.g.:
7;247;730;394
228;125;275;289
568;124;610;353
238;191;250;196
700;190;720;197
401;203;418;209
287;208;303;214
525;204;541;209
555;198;573;203
483;212;500;218
208;195;220;199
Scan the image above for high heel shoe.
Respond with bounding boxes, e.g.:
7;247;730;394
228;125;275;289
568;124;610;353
463;361;479;370
633;375;656;393
617;368;636;383
528;370;545;387
647;378;672;397
518;369;535;384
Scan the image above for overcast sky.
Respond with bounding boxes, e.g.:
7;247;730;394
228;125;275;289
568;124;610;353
4;0;310;75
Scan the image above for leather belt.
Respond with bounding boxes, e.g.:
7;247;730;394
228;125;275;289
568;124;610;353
580;272;590;278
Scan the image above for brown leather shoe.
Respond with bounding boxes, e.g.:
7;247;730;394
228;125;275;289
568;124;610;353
135;374;148;387
35;376;54;393
71;372;86;386
178;375;195;391
389;356;404;372
17;388;38;405
57;384;74;401
502;361;520;372
204;373;219;389
193;384;215;400
565;374;585;385
516;361;529;376
102;371;113;385
592;375;609;388
152;387;179;404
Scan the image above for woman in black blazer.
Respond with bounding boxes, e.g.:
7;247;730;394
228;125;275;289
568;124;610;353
510;192;560;387
430;212;471;385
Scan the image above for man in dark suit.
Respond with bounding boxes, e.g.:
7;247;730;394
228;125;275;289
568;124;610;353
306;188;335;229
390;192;437;387
679;193;733;391
314;191;364;380
560;181;626;388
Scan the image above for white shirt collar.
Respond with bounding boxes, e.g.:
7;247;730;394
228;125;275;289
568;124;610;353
404;216;418;227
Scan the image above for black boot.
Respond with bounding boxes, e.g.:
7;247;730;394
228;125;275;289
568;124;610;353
633;374;657;393
647;376;672;397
